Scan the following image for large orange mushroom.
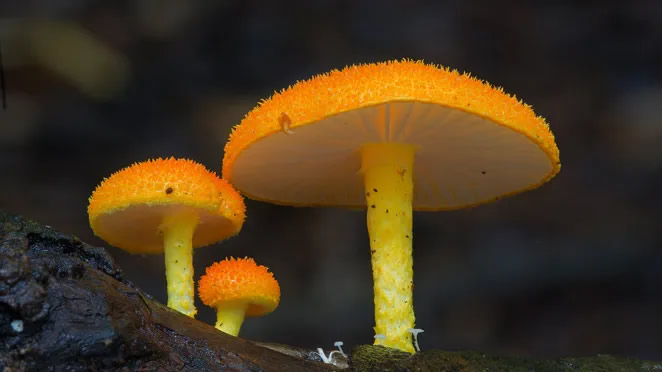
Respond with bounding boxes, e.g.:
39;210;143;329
88;157;245;317
222;60;560;352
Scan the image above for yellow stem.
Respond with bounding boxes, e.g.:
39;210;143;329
215;303;248;336
162;210;199;318
361;142;417;353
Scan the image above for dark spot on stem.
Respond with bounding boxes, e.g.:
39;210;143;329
371;250;376;254
373;188;378;192
385;209;389;213
366;192;370;197
481;171;486;175
371;204;376;208
165;187;173;194
405;235;410;238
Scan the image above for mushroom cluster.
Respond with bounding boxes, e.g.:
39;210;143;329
221;60;560;352
87;59;560;354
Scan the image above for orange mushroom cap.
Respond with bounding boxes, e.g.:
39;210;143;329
198;257;280;317
222;59;560;210
88;157;246;254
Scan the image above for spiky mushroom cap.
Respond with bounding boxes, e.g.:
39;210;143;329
222;59;560;209
88;157;246;254
198;257;280;316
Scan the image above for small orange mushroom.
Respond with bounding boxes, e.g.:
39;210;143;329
88;157;245;317
198;257;280;336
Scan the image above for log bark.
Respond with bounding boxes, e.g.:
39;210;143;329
0;210;338;371
1;209;660;371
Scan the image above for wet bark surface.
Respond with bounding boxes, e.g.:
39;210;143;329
0;210;337;371
1;209;660;371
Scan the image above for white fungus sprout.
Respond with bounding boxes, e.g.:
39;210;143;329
408;328;424;352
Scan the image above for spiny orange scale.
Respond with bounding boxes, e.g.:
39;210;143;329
222;59;560;180
198;257;280;317
88;157;245;228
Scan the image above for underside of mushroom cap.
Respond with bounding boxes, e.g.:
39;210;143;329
88;157;246;254
222;60;560;211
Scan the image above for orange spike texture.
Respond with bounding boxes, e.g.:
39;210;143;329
223;59;559;181
89;157;245;231
199;257;280;317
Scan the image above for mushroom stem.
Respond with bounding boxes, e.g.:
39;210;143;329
214;302;248;336
162;210;199;318
361;142;417;353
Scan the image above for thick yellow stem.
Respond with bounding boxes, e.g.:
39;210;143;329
215;303;248;336
361;143;416;353
162;211;199;318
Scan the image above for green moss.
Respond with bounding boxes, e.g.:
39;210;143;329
350;345;662;372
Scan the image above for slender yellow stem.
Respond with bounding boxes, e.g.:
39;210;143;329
215;303;248;336
361;142;417;353
162;211;199;318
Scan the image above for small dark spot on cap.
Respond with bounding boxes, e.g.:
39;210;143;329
371;204;376;208
405;235;410;238
373;188;378;192
366;192;371;197
481;171;486;175
371;249;376;254
385;209;389;213
165;187;173;194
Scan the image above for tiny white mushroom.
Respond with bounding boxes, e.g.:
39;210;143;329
408;328;424;352
317;342;347;365
11;320;24;333
316;348;332;364
334;341;347;357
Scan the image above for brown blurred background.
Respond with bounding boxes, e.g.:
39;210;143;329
1;0;661;360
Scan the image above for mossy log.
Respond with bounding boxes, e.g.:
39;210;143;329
1;210;660;371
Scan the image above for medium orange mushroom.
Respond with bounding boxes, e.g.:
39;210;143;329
198;257;280;336
88;157;245;317
222;60;560;352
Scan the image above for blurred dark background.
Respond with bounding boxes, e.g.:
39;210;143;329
1;0;661;360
